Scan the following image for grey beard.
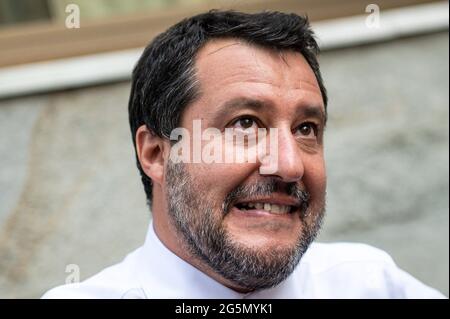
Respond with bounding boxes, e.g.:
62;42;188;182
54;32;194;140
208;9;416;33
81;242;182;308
165;161;325;292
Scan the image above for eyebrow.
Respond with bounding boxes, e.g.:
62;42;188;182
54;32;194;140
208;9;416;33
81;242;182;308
215;97;267;118
212;97;327;126
297;105;328;126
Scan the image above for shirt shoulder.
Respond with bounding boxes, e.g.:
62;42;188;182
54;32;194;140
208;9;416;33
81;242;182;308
41;247;147;299
303;242;395;271
297;242;445;299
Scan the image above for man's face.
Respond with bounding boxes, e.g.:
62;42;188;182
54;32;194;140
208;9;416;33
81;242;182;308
163;39;326;291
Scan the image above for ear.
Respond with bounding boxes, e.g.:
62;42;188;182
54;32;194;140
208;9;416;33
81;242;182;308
135;125;166;186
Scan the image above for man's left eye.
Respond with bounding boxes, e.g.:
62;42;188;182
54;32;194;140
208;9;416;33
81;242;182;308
296;122;318;138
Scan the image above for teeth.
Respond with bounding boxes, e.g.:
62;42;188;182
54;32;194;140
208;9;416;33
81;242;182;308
281;205;290;214
271;205;280;213
239;202;291;214
268;204;289;214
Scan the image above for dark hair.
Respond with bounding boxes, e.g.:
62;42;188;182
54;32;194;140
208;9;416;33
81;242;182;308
128;10;328;206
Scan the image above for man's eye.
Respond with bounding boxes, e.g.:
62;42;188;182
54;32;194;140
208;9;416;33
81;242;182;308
232;117;258;130
296;122;318;138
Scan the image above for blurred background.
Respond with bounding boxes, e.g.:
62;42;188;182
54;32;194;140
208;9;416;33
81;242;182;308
0;0;448;298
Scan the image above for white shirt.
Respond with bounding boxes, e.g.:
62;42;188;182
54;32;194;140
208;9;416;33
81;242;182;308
42;221;445;299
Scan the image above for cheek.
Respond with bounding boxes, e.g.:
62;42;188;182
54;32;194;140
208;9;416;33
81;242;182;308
303;155;327;197
185;162;258;199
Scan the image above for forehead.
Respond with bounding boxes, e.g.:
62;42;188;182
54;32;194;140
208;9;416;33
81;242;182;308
193;38;323;104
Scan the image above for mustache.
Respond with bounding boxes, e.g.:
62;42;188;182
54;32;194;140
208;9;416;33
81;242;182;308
222;178;310;216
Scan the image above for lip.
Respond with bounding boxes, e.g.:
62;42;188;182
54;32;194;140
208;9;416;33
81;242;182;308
230;205;298;219
233;193;302;209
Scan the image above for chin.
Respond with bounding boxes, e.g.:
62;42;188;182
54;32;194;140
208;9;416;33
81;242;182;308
227;228;301;252
225;213;302;240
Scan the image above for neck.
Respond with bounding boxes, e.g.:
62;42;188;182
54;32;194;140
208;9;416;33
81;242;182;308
151;213;253;294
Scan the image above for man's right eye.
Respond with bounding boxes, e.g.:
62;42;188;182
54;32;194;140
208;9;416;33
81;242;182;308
232;116;259;131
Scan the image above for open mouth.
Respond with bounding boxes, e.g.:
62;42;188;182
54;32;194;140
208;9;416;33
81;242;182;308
234;202;298;215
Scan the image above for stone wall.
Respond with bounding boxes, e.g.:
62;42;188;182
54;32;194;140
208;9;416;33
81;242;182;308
0;32;448;298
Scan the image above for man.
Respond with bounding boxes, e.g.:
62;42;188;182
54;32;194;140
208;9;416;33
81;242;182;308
43;10;444;299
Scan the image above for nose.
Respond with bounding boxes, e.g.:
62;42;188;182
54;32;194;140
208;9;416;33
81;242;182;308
259;127;304;183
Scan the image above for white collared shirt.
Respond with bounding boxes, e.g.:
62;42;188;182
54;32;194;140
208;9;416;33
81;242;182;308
42;221;445;299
